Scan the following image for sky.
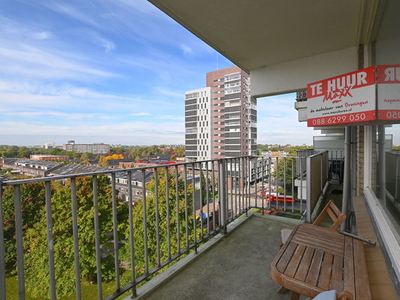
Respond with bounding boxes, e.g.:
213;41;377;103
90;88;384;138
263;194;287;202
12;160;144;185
2;0;396;147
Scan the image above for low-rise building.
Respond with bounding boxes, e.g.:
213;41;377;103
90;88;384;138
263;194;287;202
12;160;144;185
43;142;55;149
115;171;153;203
62;140;110;154
12;159;63;177
30;155;69;161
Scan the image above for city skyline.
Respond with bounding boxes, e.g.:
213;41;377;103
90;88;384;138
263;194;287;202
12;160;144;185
1;0;398;147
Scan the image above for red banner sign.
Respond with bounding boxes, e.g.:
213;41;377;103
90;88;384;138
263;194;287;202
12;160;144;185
307;67;376;127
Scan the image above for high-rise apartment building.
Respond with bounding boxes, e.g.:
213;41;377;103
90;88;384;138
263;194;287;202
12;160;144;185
185;87;212;161
185;66;257;161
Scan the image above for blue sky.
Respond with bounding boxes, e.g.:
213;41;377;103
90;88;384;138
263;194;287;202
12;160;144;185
0;0;363;147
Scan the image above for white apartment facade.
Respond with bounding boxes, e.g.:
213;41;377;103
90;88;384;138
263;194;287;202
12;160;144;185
185;87;212;162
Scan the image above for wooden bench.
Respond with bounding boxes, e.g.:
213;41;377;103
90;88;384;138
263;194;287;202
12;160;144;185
271;224;372;300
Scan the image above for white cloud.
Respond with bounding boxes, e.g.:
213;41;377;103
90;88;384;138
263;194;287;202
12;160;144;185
0;81;159;112
156;87;184;98
41;2;100;28
99;38;115;53
31;31;53;40
0;120;185;145
0;45;115;80
131;112;152;116
0;111;115;120
180;44;193;56
157;115;184;121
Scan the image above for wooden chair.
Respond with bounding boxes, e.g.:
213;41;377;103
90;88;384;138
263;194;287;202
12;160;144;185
281;199;346;246
278;200;347;298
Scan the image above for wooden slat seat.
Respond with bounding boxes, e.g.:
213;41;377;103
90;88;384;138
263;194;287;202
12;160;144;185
271;224;371;300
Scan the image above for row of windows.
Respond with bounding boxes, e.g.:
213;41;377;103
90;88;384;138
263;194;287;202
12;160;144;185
198;144;209;152
185;92;198;99
197;113;209;122
198;121;209;128
197;153;209;160
198;133;209;140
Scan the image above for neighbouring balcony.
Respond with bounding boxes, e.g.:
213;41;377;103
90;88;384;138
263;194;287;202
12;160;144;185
1;152;384;300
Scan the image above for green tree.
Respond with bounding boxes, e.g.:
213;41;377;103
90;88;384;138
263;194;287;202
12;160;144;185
18;147;32;158
119;169;199;277
23;176;129;298
2;182;47;272
273;157;296;194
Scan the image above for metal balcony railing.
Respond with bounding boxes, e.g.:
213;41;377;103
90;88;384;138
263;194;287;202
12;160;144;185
0;155;321;299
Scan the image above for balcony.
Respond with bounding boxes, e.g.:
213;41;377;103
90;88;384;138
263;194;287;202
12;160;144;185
0;153;397;299
137;213;298;300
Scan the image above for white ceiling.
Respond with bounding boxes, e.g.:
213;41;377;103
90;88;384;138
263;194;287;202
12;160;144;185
149;0;397;72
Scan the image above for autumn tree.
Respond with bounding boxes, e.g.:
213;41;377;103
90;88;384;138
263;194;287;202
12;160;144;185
98;155;109;167
80;152;91;165
105;154;124;160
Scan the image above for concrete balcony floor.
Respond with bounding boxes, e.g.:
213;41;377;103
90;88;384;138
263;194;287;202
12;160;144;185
136;213;303;300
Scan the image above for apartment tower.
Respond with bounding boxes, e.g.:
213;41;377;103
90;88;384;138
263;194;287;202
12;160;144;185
185;87;212;161
185;66;257;161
